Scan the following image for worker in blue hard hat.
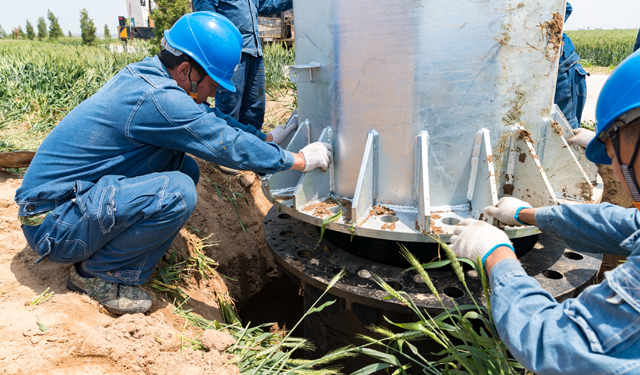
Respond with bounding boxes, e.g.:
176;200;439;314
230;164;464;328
193;0;293;132
14;12;331;315
554;2;589;130
449;51;640;374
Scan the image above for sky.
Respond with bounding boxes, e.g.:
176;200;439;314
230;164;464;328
565;0;640;30
0;0;638;36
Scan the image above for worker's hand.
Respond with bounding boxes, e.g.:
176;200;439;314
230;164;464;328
450;219;514;266
267;123;298;145
300;142;332;172
484;197;532;226
566;128;595;148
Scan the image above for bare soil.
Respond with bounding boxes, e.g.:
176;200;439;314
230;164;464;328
0;156;278;375
301;198;353;222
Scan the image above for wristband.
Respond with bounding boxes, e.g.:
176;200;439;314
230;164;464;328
481;243;515;268
514;206;531;226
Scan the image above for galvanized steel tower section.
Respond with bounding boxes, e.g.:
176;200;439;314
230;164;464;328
263;0;601;243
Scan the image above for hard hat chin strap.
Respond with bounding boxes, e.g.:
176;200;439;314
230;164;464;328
186;57;206;101
610;127;640;209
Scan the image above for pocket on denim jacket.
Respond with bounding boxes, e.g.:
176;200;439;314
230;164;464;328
574;65;589;99
564;277;640;354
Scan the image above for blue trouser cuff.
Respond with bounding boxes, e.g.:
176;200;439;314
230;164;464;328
482;243;515;268
514;206;530;225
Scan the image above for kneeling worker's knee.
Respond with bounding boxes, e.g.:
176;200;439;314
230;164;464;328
165;172;198;216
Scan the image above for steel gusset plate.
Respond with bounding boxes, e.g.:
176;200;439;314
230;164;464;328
264;207;603;313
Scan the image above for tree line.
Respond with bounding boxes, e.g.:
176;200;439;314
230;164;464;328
0;8;112;46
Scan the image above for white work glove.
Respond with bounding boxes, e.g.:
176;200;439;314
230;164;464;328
483;197;532;226
268;122;298;145
450;219;514;266
300;142;332;172
566;128;595;148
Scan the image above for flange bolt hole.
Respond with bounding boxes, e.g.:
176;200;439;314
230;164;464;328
380;215;399;223
563;251;584;260
444;286;464;298
542;270;563;280
297;250;313;258
441;217;460;225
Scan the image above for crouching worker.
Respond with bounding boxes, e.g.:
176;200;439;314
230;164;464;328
450;52;640;374
14;12;331;315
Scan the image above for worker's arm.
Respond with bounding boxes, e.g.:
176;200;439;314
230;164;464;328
486;197;639;256
192;0;218;12
201;104;268;141
257;0;293;17
487;255;640;374
534;203;640;256
130;86;295;173
451;220;640;374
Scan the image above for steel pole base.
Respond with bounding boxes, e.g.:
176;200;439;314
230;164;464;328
264;206;602;370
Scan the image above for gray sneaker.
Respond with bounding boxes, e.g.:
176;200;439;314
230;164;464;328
67;266;152;315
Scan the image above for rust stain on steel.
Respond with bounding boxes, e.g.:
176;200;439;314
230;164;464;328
550;120;563;136
503;184;515;195
503;89;526;125
519;153;527;163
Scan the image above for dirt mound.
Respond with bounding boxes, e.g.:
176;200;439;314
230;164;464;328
4;313;239;375
182;159;280;306
0;157;279;375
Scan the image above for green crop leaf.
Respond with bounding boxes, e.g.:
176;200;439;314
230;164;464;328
306;299;336;315
317;210;342;245
349;363;392;375
352;348;402;366
36;315;47;332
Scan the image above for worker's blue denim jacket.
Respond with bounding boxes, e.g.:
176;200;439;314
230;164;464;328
14;56;293;217
193;0;293;57
491;203;640;374
554;2;588;129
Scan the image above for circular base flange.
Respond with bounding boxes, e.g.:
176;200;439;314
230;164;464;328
265;206;603;313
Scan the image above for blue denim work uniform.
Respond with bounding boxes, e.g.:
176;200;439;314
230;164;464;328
193;0;293;130
554;2;589;129
15;56;294;285
490;203;640;374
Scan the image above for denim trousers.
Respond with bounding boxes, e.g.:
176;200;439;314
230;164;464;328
21;156;199;285
215;53;266;131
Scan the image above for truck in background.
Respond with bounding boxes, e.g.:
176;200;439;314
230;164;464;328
258;10;294;45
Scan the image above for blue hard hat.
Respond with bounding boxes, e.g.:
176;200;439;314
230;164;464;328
585;50;640;164
164;12;242;92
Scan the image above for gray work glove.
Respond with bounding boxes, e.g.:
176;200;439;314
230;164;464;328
300;142;332;172
483;197;532;226
450;219;514;266
268;122;298;145
566;128;595;148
